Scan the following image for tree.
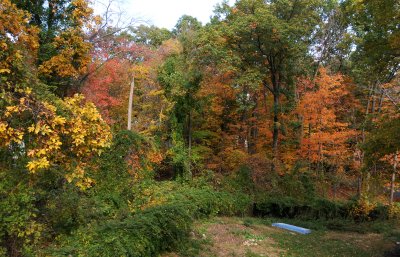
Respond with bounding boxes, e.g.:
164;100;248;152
346;0;399;84
158;53;202;179
296;69;358;195
0;2;112;253
152;17;204;179
342;0;400;196
1;93;112;183
82;33;178;129
130;25;172;47
172;15;202;37
364;117;400;204
0;0;39;86
311;4;353;75
82;58;131;125
13;0;101;96
210;0;328;162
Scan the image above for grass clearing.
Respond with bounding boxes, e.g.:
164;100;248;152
164;217;399;257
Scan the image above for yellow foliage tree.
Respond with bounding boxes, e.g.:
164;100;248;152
0;0;39;81
38;0;98;81
0;90;112;189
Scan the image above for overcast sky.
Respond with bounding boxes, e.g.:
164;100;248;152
94;0;235;30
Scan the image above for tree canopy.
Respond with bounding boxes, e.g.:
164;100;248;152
1;0;399;255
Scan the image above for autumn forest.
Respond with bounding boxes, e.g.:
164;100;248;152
1;0;400;256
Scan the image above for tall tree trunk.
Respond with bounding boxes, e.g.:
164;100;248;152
271;90;279;172
127;75;135;131
357;83;376;197
273;92;279;152
271;72;280;155
390;151;398;205
47;0;55;41
366;170;371;195
264;71;280;172
365;83;374;115
298;115;304;143
187;109;192;179
248;95;258;154
357;176;362;198
371;84;377;113
262;85;268;113
333;180;337;200
378;90;384;113
318;141;323;174
308;122;312;171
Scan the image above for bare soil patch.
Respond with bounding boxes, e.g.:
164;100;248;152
194;217;283;257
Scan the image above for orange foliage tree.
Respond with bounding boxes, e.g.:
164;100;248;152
296;69;358;176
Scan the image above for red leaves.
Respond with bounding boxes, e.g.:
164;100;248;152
82;59;131;124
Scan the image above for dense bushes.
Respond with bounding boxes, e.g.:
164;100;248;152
163;187;252;218
46;188;398;256
45;181;252;256
0;169;40;256
48;204;193;257
131;181;252;217
39;131;251;256
254;196;400;222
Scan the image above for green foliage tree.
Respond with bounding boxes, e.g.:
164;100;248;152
12;0;98;96
364;117;400;204
345;0;399;84
208;0;329;159
172;15;202;37
130;25;172;47
342;0;399;197
158;54;202;179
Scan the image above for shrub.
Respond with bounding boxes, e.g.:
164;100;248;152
170;187;252;217
0;167;45;256
348;196;376;222
311;198;347;219
255;196;400;222
48;204;193;257
218;165;256;195
254;197;311;219
47;182;253;256
130;181;252;217
388;203;400;219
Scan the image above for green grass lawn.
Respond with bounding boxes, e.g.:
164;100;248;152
164;217;399;257
270;230;384;257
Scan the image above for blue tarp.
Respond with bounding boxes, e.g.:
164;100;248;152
272;223;311;234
